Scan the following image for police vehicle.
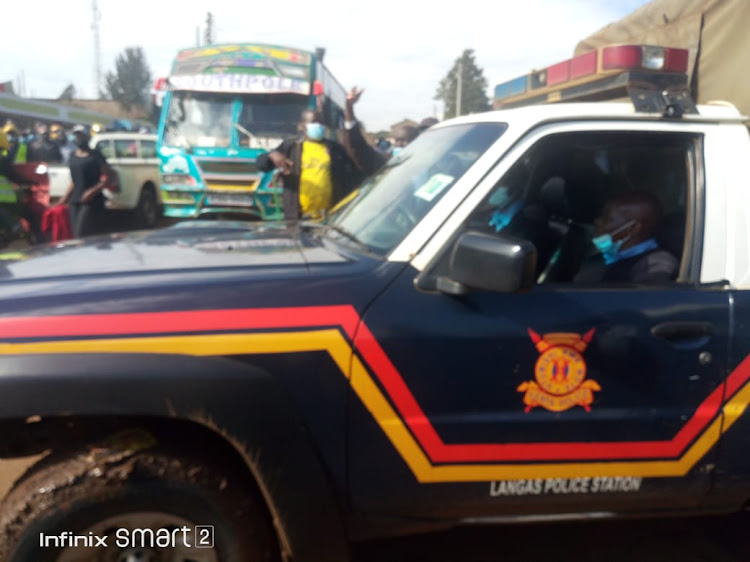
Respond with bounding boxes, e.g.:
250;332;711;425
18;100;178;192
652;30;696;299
0;44;749;562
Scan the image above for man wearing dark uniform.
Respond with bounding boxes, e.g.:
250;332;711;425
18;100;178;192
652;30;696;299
576;191;679;284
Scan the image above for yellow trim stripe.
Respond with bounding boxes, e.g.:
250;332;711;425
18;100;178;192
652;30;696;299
206;183;257;192
0;330;352;380
2;331;742;482
720;377;750;435
351;355;725;482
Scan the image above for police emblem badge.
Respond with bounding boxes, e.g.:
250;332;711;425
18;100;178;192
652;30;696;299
517;328;600;412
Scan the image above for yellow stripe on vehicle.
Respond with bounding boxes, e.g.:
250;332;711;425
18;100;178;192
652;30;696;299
1;331;746;482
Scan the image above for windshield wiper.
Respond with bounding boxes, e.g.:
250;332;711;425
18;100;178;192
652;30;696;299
324;224;371;251
233;122;257;141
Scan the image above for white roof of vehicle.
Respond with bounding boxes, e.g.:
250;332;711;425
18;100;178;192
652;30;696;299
433;102;746;130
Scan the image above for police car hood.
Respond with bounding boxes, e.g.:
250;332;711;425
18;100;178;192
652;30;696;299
0;221;352;281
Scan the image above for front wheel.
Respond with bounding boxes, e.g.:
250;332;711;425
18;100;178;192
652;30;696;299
135;186;159;229
0;446;278;562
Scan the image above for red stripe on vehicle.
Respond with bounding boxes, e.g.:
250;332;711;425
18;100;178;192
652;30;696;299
355;321;727;463
0;306;740;464
0;306;360;340
724;352;750;400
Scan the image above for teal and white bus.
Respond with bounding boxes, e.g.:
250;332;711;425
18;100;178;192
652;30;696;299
156;43;347;220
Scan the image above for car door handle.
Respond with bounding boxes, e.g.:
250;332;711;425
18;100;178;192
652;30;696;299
650;321;715;344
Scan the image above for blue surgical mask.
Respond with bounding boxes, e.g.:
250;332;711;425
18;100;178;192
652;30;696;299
306;123;326;141
592;220;635;264
390;147;403;158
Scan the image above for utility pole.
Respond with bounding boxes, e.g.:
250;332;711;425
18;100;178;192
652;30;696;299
92;0;102;98
455;60;463;117
204;13;214;45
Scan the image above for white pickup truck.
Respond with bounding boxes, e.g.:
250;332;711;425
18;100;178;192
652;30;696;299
48;132;161;228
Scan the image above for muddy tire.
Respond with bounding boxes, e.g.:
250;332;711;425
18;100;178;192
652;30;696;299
0;447;278;562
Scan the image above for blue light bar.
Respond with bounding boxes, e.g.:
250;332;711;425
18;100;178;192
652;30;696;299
494;76;528;101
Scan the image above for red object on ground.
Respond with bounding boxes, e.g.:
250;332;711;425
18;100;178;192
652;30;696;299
41;205;73;242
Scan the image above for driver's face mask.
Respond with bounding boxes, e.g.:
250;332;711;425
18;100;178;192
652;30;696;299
592;219;636;264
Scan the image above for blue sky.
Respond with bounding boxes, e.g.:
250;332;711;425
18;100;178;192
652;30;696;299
4;0;653;130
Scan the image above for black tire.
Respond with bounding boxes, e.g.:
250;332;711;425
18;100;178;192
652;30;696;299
0;447;278;562
135;186;159;229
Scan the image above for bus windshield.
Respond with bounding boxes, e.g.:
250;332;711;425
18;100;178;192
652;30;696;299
237;94;308;142
163;91;309;149
164;91;234;148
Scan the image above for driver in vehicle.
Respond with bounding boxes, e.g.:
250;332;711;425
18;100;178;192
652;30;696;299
575;190;679;284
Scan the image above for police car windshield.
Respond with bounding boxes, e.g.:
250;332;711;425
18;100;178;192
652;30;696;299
329;122;506;255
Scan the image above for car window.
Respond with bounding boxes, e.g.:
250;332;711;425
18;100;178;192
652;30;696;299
459;131;696;286
94;140;114;159
140;140;157;158
114;139;138;158
329;123;506;255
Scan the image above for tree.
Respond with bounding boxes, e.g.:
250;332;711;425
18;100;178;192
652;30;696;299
103;47;152;111
57;83;76;101
435;49;491;119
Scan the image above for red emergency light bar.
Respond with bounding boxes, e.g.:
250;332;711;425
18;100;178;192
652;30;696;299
494;44;690;108
601;45;689;73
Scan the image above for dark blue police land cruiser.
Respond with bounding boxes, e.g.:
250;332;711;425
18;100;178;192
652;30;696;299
1;96;750;561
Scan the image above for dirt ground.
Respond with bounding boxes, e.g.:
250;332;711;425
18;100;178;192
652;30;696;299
0;456;44;498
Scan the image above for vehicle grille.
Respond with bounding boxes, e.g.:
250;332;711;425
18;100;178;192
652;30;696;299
197;160;258;175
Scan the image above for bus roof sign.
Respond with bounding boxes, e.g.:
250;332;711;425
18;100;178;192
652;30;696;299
168;74;310;95
167;43;314;95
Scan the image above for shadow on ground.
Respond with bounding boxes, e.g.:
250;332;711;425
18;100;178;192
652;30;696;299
353;513;750;562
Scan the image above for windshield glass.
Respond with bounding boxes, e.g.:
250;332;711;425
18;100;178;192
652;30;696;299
329;122;506;256
237;93;308;149
164;91;233;148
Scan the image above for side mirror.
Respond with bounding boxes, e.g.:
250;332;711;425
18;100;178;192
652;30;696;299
438;231;537;294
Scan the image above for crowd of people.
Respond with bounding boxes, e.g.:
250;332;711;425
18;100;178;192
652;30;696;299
257;87;439;219
0;120;116;242
1;95;678;284
1;121;81;166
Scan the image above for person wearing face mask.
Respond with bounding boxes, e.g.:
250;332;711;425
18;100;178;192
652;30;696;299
575;190;678;284
60;125;115;237
59;129;78;165
26;124;63;165
256;108;363;219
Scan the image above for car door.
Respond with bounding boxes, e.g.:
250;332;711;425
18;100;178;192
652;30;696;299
138;138;161;206
349;124;729;521
110;138;140;208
